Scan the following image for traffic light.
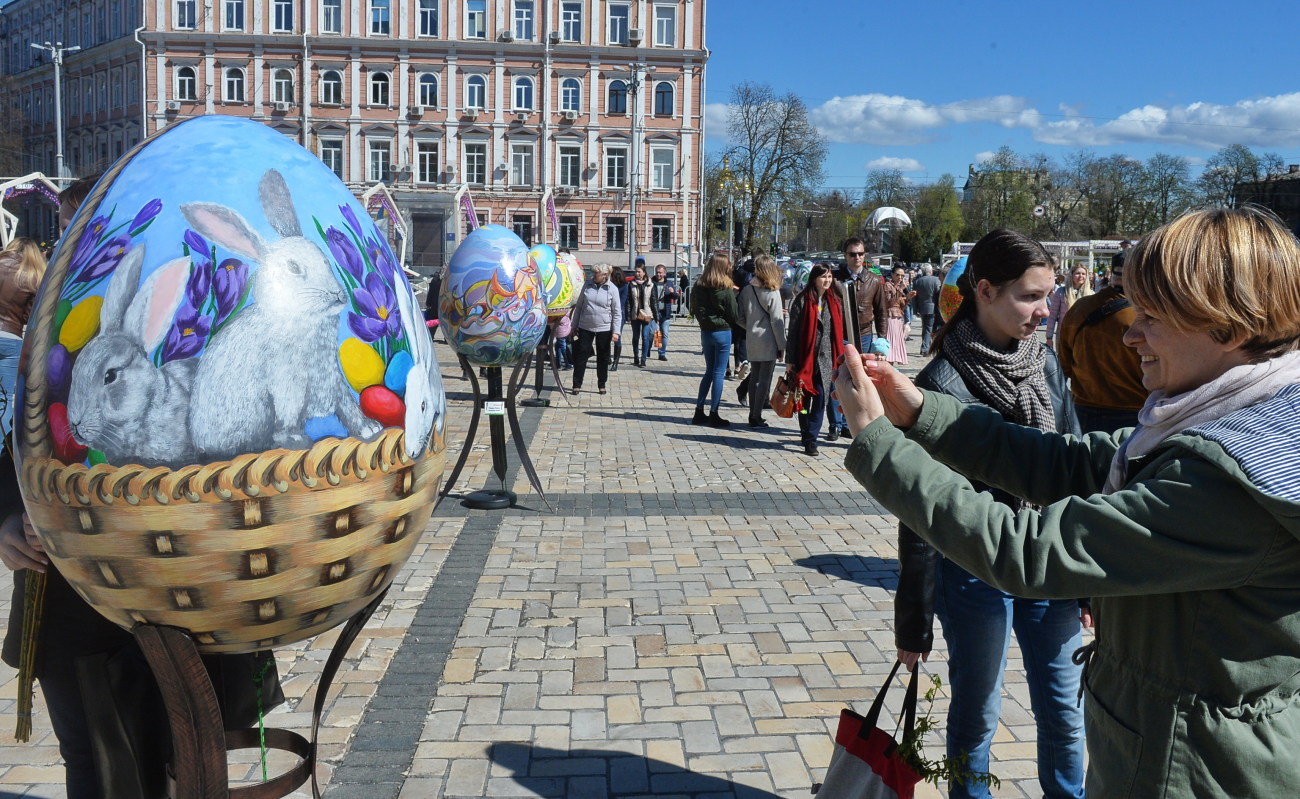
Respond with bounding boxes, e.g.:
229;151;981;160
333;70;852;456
769;242;777;255
733;221;745;246
713;207;727;231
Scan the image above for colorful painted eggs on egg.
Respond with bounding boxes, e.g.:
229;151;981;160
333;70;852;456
440;225;547;366
14;115;447;654
939;256;968;322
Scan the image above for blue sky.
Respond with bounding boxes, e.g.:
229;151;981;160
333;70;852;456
702;0;1300;192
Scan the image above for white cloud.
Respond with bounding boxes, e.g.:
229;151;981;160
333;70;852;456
974;151;997;164
866;157;924;172
703;103;731;140
809;94;1034;145
1029;94;1300;149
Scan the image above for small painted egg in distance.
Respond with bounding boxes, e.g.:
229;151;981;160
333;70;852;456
338;338;386;392
360;385;406;428
385;350;415;395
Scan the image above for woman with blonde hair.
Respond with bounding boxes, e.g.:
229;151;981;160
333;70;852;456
0;237;47;435
1045;264;1092;348
689;254;739;427
837;206;1300;797
737;255;786;427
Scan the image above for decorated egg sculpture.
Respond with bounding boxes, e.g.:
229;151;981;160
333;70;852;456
528;243;564;315
939;256;968;322
440;225;547;366
795;261;814;290
552;251;584;316
15;116;447;654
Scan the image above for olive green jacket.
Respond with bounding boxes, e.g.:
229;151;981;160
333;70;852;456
845;387;1300;798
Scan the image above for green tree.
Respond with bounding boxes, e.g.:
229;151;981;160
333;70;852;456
960;146;1039;238
910;176;965;262
1135;153;1193;233
1196;144;1285;208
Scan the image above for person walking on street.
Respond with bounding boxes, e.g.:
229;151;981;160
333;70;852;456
738;255;786;428
652;264;678;360
570;263;622;395
609;266;630;370
911;263;942;354
786;263;847;455
892;229;1085;799
832;238;888;438
884;266;915;365
689;254;740;427
627;264;654;368
678;269;690;317
1045;265;1092;349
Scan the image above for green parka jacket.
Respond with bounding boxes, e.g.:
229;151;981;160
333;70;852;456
846;385;1300;798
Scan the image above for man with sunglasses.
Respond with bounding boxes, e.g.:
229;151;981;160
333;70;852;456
828;237;888;439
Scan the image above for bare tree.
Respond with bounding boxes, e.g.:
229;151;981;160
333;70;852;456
1196;144;1286;208
723;82;826;253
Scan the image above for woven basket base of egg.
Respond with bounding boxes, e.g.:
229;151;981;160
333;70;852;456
19;428;443;655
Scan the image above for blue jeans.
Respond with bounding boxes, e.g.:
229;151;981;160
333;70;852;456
0;336;21;437
827;335;875;433
696;329;731;412
797;380;827;446
917;313;937;355
640;320;657;362
657;315;671;356
553;336;571;367
935;558;1085;799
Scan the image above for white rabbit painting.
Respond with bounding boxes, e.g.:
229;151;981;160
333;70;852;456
182;170;382;461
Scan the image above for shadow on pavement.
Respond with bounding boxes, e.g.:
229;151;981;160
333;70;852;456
796;554;900;590
664;432;794;451
488;742;785;798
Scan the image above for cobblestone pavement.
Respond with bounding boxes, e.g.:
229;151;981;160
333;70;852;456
1;318;1060;798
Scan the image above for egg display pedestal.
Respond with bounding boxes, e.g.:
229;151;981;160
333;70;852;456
518;328;572;409
437;355;552;511
132;590;385;799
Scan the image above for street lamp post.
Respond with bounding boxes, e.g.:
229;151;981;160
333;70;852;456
613;63;655;273
30;41;81;180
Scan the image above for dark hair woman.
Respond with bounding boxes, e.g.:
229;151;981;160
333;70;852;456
785;262;847;456
689;254;738;427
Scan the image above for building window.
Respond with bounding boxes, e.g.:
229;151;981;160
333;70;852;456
558;145;581;187
512;214;534;246
418;0;438;36
561;1;582;41
465;0;486;38
605;216;626;250
513;0;534;40
558;215;579;249
653;5;675;46
465;74;486;109
70;84;81;116
224;0;244;30
416;141;440;183
368;140;391;182
651;218;671;250
273;0;293;31
320;69;342;104
510;143;534;186
418;73;438;107
370;0;390;35
513;77;533;111
175;0;196;29
273;69;295;103
607;80;627;114
320;138;343;178
605;145;627;187
176;66;197;101
321;0;342;33
652;148;673;190
370;72;390;106
464;142;487;185
607;3;629;45
654;82;674;116
224;68;245;102
560;78;580;112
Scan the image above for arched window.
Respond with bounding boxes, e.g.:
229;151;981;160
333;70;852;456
465;74;486;109
607;79;627;114
513;76;533;110
273;68;294;103
418;73;438;107
369;71;390;106
560;78;580;112
320;69;342;105
653;81;673;116
176;65;197;101
224;67;244;102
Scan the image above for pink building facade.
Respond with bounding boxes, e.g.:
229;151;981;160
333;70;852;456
1;0;709;273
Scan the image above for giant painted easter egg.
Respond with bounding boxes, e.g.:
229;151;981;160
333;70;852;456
528;243;565;316
552;251;584;316
939;256;968;322
14;116;447;654
440;225;547;366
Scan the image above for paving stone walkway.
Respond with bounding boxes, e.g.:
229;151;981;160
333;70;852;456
0;318;1058;798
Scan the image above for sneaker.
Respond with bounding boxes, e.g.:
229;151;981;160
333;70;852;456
804;443;818;456
736;360;751;381
658;354;667;361
827;428;840;442
692;407;708;425
748;418;769;428
841;426;852;439
707;411;731;428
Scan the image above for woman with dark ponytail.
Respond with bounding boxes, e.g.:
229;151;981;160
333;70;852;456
894;229;1085;799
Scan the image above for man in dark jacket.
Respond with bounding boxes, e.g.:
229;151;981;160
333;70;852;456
910;264;942;354
829;238;888;438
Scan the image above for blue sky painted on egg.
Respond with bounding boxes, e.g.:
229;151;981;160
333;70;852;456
702;0;1300;190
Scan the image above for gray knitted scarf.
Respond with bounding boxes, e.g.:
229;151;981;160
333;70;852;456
944;318;1056;433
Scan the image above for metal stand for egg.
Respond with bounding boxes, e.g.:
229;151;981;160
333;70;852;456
441;353;552;511
519;328;572;408
133;590;386;799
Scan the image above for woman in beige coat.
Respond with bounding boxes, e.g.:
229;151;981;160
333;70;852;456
737;255;787;427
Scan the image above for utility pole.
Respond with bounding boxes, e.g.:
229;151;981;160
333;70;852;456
613;62;655;272
30;41;81;179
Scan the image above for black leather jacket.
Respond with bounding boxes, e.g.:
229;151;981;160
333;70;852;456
895;346;1081;653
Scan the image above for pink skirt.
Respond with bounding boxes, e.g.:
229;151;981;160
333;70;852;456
886;316;908;365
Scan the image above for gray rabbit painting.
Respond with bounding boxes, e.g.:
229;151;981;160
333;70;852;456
47;167;444;470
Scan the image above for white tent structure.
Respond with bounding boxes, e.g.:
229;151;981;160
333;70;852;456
0;173;62;248
865;206;912;229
